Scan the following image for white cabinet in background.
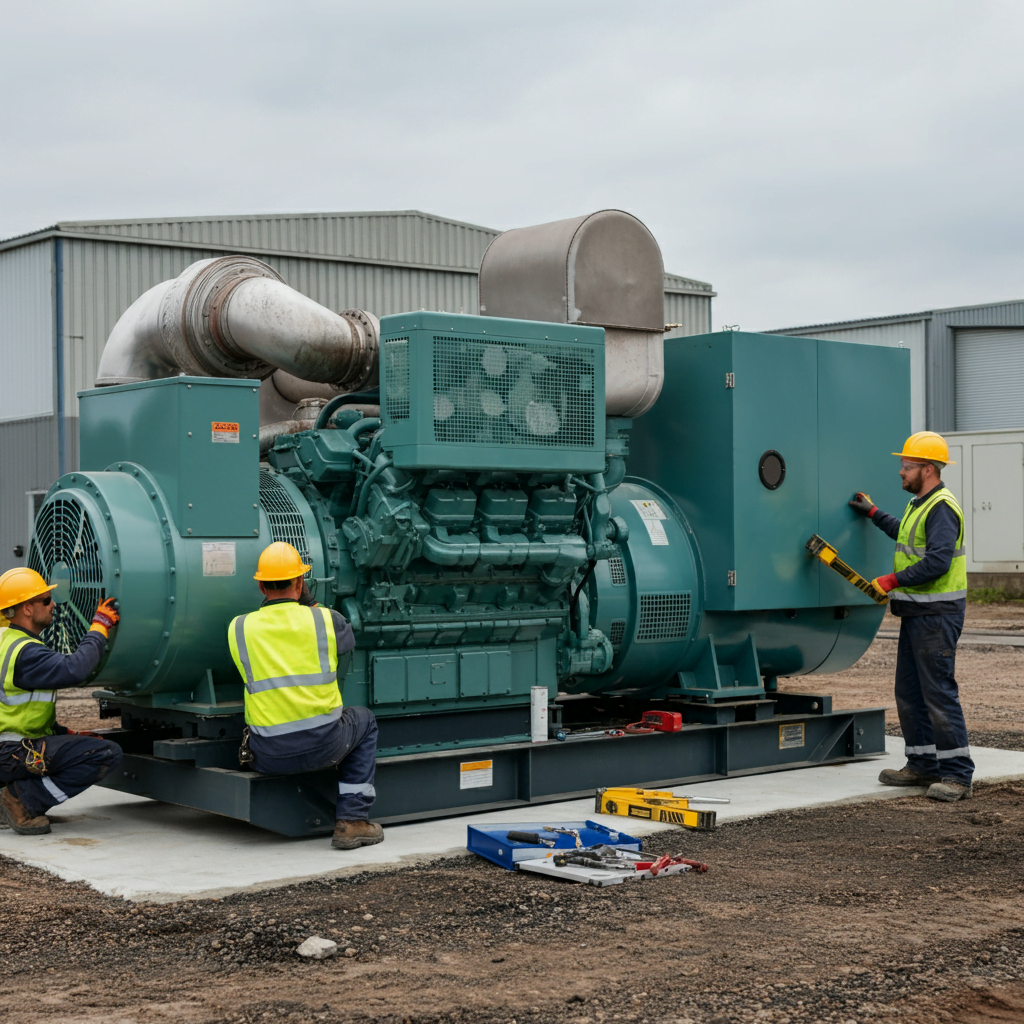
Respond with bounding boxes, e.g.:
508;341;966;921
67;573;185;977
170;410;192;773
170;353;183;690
972;442;1024;563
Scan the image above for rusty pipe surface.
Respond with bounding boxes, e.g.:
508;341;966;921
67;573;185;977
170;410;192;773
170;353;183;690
96;255;379;391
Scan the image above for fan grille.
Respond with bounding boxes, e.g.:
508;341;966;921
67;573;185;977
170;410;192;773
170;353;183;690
28;496;106;654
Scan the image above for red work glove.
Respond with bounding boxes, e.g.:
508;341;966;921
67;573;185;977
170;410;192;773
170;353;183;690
849;492;878;518
89;597;120;638
872;573;899;594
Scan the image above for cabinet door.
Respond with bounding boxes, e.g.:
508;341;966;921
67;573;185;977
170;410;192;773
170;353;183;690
972;443;1024;563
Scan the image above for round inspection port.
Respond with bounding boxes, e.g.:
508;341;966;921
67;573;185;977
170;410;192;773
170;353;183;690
759;450;786;490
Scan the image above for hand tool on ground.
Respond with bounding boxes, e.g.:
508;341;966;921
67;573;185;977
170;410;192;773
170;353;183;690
554;728;627;742
805;534;888;604
506;830;556;847
595;787;717;830
648;854;709;876
544;826;583;848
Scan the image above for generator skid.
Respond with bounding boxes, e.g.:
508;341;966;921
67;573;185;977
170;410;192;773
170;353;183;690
27;211;908;835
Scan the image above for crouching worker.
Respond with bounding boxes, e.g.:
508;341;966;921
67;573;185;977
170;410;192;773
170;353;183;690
228;542;382;850
0;568;123;835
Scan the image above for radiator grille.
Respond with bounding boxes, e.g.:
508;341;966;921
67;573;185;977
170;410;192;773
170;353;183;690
609;619;626;651
258;472;313;581
635;593;691;643
432;337;595;448
608;556;627;586
28;497;105;654
384;337;410;421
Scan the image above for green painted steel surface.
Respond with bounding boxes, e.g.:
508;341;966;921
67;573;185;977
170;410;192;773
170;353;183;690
626;331;910;612
378;311;605;472
78;377;260;538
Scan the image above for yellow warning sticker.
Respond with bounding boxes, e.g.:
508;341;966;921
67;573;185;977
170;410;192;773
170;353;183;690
212;421;240;443
459;759;493;790
779;723;805;750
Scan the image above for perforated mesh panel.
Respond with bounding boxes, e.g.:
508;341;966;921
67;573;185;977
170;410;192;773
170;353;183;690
608;556;627;586
258;472;313;581
28;497;105;654
432;337;595;448
635;593;691;643
609;619;626;651
384;337;410;421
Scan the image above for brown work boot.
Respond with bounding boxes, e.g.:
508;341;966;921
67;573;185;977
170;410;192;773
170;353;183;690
331;819;384;850
878;765;943;787
0;786;51;835
927;779;973;802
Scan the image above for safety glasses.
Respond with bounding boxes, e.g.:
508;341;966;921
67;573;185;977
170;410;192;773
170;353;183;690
34;594;52;607
900;459;926;472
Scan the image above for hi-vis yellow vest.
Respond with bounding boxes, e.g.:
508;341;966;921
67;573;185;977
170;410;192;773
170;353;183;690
0;628;56;739
892;487;967;603
228;603;342;737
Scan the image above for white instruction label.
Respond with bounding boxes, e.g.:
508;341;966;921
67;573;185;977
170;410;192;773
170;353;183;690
459;759;493;790
631;499;669;546
779;723;805;750
202;541;237;576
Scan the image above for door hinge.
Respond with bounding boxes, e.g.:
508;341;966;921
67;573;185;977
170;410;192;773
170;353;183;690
727;570;737;586
725;372;735;389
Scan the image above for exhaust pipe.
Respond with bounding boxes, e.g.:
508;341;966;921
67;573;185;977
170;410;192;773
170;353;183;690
96;256;379;393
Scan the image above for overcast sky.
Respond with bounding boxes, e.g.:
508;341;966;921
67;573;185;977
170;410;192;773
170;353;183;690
2;0;1022;330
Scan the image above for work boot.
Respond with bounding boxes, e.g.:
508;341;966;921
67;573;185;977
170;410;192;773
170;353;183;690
331;819;384;850
0;786;51;835
926;779;973;802
878;765;943;787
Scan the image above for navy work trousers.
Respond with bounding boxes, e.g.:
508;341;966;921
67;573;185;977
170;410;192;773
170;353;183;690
0;734;123;817
895;610;974;785
251;706;378;820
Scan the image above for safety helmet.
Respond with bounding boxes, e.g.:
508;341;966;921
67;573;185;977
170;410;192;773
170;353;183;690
253;541;310;582
0;567;58;616
891;431;955;465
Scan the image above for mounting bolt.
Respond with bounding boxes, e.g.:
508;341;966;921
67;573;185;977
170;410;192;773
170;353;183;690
188;431;192;438
188;503;193;509
253;529;258;535
187;528;192;534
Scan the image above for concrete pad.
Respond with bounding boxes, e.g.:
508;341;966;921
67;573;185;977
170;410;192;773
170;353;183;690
2;736;1023;903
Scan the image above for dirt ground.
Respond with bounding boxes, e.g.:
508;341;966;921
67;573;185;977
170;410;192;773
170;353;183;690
2;601;1021;1024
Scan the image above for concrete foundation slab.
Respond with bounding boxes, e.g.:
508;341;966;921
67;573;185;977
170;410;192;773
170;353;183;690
1;736;1022;903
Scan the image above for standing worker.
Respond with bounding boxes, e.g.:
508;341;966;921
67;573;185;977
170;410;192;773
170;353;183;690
228;541;383;849
850;431;973;801
0;568;124;834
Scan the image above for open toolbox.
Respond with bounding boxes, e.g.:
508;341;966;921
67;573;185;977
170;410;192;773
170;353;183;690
467;820;642;870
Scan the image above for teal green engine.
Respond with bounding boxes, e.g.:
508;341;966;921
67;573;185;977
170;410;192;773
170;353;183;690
28;314;911;737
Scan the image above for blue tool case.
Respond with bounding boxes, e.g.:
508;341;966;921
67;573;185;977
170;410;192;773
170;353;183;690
467;820;642;870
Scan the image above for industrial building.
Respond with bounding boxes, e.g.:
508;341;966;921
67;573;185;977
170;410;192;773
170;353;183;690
0;211;715;567
770;302;1024;588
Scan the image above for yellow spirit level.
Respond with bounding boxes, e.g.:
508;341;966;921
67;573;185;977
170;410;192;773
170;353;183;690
595;787;717;831
805;534;888;605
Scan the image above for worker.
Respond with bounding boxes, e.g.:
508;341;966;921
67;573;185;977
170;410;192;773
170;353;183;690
0;567;124;835
227;541;382;849
850;430;973;802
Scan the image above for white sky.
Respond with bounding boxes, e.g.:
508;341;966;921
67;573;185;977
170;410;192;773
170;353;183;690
2;0;1022;330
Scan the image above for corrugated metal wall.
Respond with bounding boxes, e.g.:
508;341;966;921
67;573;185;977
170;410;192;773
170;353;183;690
954;328;1024;431
774;320;927;433
0;416;78;567
664;290;713;338
0;240;53;422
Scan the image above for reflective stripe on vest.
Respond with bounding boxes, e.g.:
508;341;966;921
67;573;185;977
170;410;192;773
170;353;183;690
227;603;342;738
0;628;57;739
892;488;967;602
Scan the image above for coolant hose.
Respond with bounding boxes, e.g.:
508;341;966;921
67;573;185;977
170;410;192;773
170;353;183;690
315;391;382;430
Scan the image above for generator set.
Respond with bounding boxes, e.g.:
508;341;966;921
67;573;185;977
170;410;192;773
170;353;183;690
27;211;909;835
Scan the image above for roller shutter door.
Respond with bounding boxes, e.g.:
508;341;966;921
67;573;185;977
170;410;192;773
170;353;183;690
955;327;1024;431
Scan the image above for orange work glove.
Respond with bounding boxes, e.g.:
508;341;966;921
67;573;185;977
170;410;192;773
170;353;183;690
89;597;120;638
872;573;899;594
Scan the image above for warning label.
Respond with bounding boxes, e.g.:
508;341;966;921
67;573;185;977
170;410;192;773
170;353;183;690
202;542;237;577
459;759;493;790
779;723;806;750
212;421;240;443
630;499;669;546
627;804;653;819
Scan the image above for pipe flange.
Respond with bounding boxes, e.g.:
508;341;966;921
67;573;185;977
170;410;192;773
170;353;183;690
336;308;380;391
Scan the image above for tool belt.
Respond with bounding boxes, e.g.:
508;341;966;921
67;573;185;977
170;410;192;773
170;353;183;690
238;725;254;767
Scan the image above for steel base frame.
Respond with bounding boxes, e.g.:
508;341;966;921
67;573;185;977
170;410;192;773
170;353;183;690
98;694;886;837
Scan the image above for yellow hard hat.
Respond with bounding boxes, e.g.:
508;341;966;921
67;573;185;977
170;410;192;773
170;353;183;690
0;567;58;614
253;541;310;582
892;431;955;465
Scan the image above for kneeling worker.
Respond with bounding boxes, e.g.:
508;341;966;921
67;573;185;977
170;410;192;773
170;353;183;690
0;567;124;834
850;431;972;802
228;542;382;849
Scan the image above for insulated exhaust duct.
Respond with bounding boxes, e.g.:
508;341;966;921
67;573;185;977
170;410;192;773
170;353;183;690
478;210;666;418
95;255;379;396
